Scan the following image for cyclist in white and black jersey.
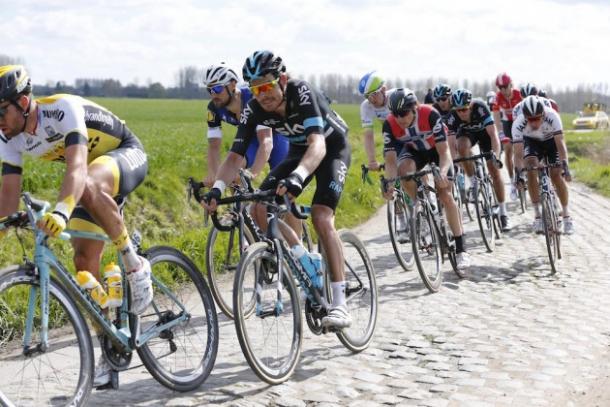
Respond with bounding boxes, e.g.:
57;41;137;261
203;50;352;329
512;96;573;234
358;71;396;171
512;83;558;120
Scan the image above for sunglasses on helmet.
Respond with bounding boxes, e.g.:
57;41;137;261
249;79;279;96
207;85;225;95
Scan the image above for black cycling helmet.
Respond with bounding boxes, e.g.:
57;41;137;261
451;89;473;109
538;89;547;98
0;65;32;103
522;95;545;118
433;83;452;101
242;50;286;82
520;83;538;98
388;88;418;116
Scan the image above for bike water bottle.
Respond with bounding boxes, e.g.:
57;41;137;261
103;262;123;308
291;245;323;289
77;271;109;309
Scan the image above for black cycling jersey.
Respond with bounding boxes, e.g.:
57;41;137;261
432;102;452;123
231;79;348;156
446;100;494;139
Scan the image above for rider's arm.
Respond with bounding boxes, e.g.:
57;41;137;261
554;132;568;162
382;120;398;179
511;117;525;170
205;138;222;187
437;140;452;177
485;123;501;157
363;127;377;166
0;172;22;217
56;140;89;218
249;126;273;178
492;98;504;137
295;132;326;178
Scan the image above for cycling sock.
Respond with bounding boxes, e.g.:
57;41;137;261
331;281;346;308
455;235;465;253
499;202;507;216
533;203;541;217
467;176;474;188
562;205;569;218
112;227;141;273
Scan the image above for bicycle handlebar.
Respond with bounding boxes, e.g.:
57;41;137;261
453;151;503;169
361;163;385;185
380;166;438;194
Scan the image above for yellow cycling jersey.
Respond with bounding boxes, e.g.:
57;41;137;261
0;94;141;171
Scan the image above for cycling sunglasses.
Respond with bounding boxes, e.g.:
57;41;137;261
526;115;544;123
393;110;412;118
454;106;470;113
207;85;225;95
249;79;279;96
365;89;382;99
436;96;449;102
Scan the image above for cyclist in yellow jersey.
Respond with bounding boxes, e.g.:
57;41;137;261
0;65;152;387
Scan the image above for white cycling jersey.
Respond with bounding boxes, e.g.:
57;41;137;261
512;107;563;143
359;88;396;128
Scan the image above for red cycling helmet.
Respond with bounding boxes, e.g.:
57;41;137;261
495;72;512;88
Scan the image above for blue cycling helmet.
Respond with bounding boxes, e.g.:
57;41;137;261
358;71;384;96
433;83;452;101
242;50;285;82
451;89;473;109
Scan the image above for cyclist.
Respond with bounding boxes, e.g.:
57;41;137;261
202;63;289;187
512;96;573;234
382;88;470;270
204;50;352;329
432;83;458;159
447;89;512;231
0;65;152;387
492;72;522;196
486;91;496;109
358;71;408;240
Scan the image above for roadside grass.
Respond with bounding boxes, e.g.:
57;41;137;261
565;129;610;198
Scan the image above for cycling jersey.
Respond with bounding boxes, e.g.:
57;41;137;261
512;97;559;120
359;88;397;128
432;102;452;123
447;99;495;156
237;79;351;211
492;89;522;121
206;86;289;168
382;104;447;154
0;94;142;174
512;107;563;143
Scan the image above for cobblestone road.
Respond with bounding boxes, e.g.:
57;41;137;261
91;182;610;406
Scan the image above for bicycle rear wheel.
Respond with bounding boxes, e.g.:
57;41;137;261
410;202;443;292
518;186;528;214
0;266;93;407
137;246;219;392
206;224;256;319
474;182;495;252
233;242;302;385
332;229;378;352
387;195;414;271
541;196;560;274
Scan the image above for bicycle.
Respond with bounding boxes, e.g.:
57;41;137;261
362;163;414;271
526;161;563;274
381;164;463;293
452;164;474;221
515;172;528;214
454;152;503;252
188;173;314;320
208;190;377;384
0;193;219;406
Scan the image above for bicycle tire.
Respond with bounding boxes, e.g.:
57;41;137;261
137;246;219;392
333;229;378;352
474;181;495;252
541;196;559;275
233;242;302;385
206;224;256;319
387;195;415;271
410;202;443;292
0;266;94;407
518;187;528;214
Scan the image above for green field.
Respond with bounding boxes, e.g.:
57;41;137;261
0;99;385;270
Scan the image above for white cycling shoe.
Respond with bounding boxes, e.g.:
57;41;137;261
127;256;153;315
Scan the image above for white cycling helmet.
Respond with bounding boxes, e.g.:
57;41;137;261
203;63;239;87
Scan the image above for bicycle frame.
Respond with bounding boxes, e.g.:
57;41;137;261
15;194;190;355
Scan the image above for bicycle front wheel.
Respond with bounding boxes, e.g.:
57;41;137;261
206;224;256;319
137;246;219;392
541;196;560;274
410;203;443;292
233;242;302;385
334;229;378;352
387;195;415;271
0;266;93;407
474;182;495;252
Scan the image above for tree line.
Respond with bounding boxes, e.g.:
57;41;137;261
2;55;608;113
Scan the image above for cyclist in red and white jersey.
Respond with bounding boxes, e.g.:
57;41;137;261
492;72;522;193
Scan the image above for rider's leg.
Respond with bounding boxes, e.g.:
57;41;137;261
457;136;474;177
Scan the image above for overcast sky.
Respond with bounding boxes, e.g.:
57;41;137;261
3;0;608;91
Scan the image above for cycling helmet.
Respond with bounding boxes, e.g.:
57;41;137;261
538;89;547;98
388;88;417;116
358;71;384;96
522;95;545;118
0;65;32;103
433;83;452;101
203;63;239;87
520;83;538;98
486;90;496;105
451;89;473;108
495;72;512;88
242;50;285;82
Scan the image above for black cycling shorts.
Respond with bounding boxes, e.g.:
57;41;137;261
398;145;454;179
524;137;559;164
457;131;493;158
259;136;351;211
502;120;514;140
